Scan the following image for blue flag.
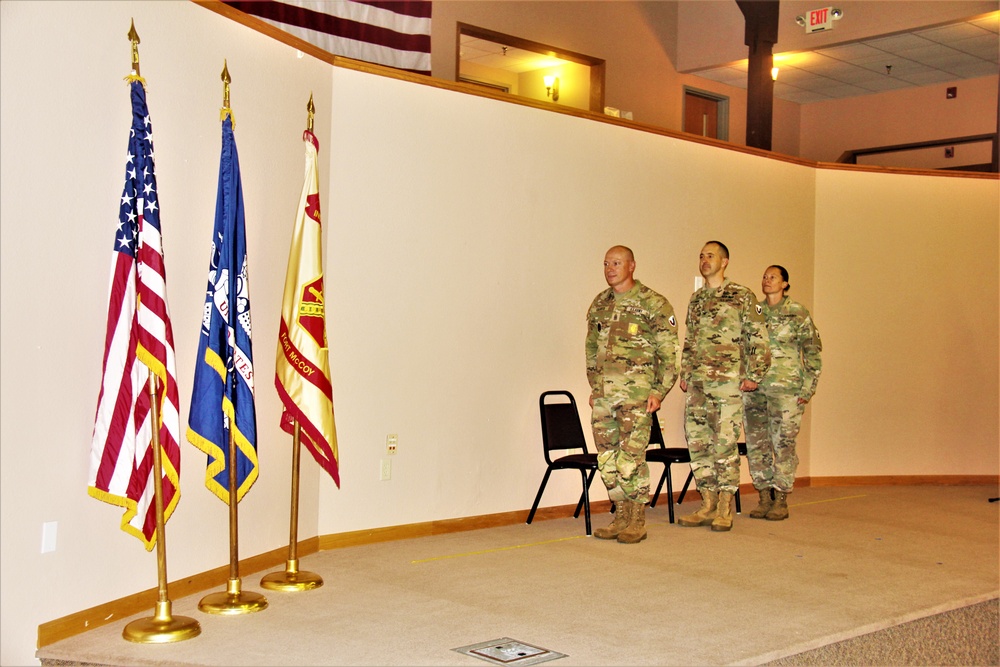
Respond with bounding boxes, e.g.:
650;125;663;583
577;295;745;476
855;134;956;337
187;115;258;503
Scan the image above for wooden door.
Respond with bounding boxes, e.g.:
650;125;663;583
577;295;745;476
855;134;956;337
684;93;719;139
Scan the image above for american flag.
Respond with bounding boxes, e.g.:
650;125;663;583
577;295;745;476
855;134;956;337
223;0;432;75
89;80;181;551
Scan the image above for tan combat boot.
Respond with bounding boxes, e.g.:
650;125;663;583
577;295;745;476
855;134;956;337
618;501;647;544
594;500;631;539
678;490;719;527
749;488;774;519
711;491;735;531
766;491;789;521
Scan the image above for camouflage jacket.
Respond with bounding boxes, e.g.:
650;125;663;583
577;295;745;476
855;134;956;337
760;296;823;400
681;279;770;384
586;281;679;401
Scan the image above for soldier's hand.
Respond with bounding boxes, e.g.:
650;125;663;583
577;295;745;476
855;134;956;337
646;396;661;413
679;379;688;392
740;379;759;392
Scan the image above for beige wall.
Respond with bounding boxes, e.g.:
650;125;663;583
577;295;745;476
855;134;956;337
1;2;997;666
812;169;999;475
800;75;999;163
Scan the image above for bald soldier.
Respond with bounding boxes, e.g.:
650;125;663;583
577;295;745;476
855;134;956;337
586;245;679;543
678;241;770;532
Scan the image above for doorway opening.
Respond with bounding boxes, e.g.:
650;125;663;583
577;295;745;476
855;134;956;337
457;23;605;113
683;88;729;141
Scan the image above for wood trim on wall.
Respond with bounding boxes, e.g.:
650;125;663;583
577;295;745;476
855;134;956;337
36;537;320;649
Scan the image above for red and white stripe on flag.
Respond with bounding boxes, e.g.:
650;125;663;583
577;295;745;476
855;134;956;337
224;0;432;75
89;81;181;551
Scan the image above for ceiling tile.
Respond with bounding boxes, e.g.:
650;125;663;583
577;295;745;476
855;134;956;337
916;22;994;42
948;35;1000;61
893;70;959;86
942;60;1000;77
820;83;874;98
814;43;887;62
862;33;937;53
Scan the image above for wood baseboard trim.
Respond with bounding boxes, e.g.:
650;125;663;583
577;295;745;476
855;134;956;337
38;473;999;648
807;474;999;487
36;537;319;649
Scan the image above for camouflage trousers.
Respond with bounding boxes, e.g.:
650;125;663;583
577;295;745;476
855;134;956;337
591;394;651;504
683;381;742;493
743;386;803;493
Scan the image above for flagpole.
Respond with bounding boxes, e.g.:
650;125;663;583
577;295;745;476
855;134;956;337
198;422;267;613
119;22;200;643
197;62;266;615
261;420;324;591
262;95;324;592
123;374;201;643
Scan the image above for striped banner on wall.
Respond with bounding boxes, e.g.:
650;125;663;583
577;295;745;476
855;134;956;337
224;0;432;75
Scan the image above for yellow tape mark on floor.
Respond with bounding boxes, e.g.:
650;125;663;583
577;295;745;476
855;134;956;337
411;535;586;564
791;493;867;507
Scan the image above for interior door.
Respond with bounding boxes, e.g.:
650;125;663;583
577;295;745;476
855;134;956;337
684;92;719;139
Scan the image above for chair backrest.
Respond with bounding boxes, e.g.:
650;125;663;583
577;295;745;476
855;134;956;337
648;411;665;449
539;391;589;462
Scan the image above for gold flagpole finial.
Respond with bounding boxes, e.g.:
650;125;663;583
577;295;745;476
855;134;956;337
220;60;234;125
125;19;146;84
306;93;315;132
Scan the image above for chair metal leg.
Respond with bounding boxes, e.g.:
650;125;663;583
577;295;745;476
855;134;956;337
735;487;742;514
526;468;553;524
650;466;668;508
666;465;676;524
579;469;592;535
574;468;598;518
678;469;695;505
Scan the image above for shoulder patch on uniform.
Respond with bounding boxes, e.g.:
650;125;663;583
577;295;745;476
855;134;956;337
668;315;677;327
756;304;763;315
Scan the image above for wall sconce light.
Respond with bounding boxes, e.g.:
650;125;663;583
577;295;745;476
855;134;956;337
543;75;560;102
771;66;779;81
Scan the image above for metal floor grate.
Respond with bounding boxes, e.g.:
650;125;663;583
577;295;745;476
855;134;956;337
453;637;567;666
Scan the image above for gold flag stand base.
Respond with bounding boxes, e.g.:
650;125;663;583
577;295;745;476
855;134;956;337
123;600;201;644
260;558;324;592
198;578;268;615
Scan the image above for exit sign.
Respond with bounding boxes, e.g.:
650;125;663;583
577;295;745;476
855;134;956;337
806;7;834;32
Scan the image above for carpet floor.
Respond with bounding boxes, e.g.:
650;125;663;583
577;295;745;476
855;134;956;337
37;485;1000;666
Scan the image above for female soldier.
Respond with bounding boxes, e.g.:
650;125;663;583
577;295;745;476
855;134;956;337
743;265;822;520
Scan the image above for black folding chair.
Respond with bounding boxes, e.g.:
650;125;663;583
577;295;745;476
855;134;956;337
526;390;599;535
644;413;691;524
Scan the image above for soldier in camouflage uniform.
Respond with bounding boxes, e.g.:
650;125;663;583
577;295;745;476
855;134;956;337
743;265;822;521
678;241;770;532
586;245;679;544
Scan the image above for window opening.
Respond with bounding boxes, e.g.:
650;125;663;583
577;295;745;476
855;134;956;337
458;23;605;113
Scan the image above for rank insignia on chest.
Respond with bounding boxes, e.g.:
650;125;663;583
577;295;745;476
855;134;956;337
628;323;639;335
668;315;676;327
